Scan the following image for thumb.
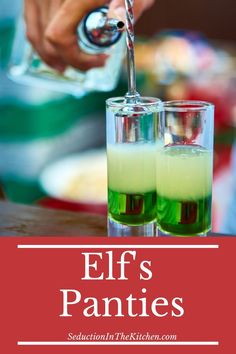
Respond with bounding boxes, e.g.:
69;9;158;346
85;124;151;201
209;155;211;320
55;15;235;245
108;0;154;23
108;0;126;23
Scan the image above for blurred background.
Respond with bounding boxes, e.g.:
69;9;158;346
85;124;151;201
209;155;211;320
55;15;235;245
0;0;235;233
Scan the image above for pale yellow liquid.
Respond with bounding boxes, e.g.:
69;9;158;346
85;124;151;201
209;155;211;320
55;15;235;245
156;145;213;200
107;143;157;194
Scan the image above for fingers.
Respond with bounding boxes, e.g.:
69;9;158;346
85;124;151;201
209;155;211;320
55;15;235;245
44;0;109;70
24;0;66;71
49;39;108;71
38;0;50;30
109;0;154;22
39;0;67;71
24;0;154;72
45;0;107;41
25;0;124;72
24;0;41;51
108;1;126;23
48;0;64;23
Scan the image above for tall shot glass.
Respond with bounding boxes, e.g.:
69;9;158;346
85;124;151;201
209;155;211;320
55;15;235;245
156;101;214;236
106;97;162;236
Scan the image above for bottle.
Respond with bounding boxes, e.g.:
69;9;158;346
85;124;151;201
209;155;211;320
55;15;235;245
8;6;125;97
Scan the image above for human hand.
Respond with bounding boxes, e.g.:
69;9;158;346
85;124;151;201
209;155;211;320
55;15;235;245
24;0;154;72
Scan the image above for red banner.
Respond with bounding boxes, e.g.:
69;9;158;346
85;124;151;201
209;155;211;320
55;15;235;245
0;237;235;353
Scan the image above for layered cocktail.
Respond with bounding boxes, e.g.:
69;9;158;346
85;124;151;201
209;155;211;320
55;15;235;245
106;97;162;236
157;101;214;236
156;145;213;235
108;143;157;225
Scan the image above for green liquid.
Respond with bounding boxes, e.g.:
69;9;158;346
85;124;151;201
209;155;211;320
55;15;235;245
157;194;212;236
108;189;156;226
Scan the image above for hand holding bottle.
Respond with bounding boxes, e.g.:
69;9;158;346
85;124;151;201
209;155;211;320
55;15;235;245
24;0;154;72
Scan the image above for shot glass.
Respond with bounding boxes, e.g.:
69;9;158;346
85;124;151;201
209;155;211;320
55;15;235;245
106;97;162;236
156;101;214;236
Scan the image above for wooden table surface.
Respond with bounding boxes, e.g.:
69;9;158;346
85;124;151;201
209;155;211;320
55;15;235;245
0;201;107;236
0;201;230;237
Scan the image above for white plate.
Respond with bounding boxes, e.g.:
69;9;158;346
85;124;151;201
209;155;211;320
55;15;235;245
39;149;107;204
